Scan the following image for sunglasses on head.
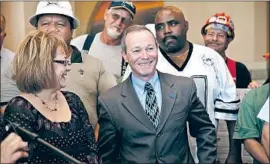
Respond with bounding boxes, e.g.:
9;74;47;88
110;12;131;25
53;60;71;66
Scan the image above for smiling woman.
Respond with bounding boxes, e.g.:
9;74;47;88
2;30;100;163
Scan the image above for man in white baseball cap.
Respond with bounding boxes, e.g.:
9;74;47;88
29;1;80;29
29;1;79;48
1;1;117;129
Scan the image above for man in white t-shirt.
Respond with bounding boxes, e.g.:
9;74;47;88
71;1;136;80
0;14;14;74
0;14;15;111
123;6;239;163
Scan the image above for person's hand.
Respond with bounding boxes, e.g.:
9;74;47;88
1;133;29;163
248;81;261;89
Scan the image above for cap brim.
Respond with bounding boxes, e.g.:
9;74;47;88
29;14;79;29
110;6;134;18
29;6;80;29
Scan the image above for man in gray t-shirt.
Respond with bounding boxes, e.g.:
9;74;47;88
71;1;136;80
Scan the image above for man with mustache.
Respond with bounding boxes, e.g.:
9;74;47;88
201;12;252;89
201;12;253;163
72;1;136;80
122;6;240;163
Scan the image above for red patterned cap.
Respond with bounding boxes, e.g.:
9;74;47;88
201;12;235;39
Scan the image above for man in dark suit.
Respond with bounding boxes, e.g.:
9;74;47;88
97;25;217;164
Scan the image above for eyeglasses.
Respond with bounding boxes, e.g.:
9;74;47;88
110;12;131;25
53;60;71;66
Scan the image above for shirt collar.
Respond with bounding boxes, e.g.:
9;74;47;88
131;71;159;95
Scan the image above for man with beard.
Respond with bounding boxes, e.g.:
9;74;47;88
122;6;240;163
201;12;252;89
71;1;136;80
201;12;254;163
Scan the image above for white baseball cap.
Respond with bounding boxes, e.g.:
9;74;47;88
29;1;80;29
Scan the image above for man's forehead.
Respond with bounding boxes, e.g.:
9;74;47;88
206;28;226;34
156;11;178;21
155;9;184;23
38;14;69;22
126;31;156;45
110;8;132;18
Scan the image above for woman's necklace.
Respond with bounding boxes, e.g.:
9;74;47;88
33;93;58;112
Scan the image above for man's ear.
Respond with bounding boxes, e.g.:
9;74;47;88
104;9;110;21
227;37;233;44
121;51;128;62
184;21;189;33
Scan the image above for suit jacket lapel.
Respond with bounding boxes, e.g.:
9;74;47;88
157;72;177;134
121;76;156;132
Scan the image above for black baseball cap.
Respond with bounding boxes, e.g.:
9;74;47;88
109;1;136;18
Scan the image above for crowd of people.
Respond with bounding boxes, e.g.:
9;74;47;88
0;1;269;164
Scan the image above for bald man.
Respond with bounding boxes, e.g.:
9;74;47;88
122;6;239;163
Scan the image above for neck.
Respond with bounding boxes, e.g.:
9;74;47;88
134;71;156;82
65;45;73;59
100;31;121;46
167;41;189;60
220;51;227;61
35;89;58;102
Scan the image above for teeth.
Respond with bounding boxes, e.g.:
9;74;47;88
139;62;150;65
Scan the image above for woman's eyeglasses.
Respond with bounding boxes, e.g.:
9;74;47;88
53;60;71;66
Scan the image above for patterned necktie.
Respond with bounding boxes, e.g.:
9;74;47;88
144;82;160;128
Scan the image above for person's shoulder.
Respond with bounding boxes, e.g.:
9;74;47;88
71;33;99;51
1;47;15;60
99;81;123;100
81;54;104;70
82;54;102;63
159;72;193;85
160;71;190;80
193;43;222;58
243;84;269;103
4;96;32;114
7;96;28;106
236;61;249;71
71;34;88;43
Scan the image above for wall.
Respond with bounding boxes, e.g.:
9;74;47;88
1;1;269;74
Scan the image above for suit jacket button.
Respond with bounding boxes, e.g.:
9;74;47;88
158;156;162;160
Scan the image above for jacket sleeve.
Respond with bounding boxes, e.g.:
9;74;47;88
97;96;120;164
188;80;217;164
